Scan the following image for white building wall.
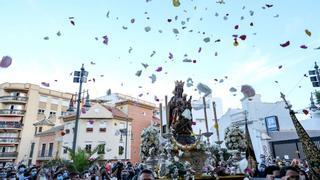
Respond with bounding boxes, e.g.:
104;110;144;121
60;118;132;161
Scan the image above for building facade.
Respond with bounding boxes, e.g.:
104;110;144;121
34;125;64;165
60;103;133;162
218;94;320;162
98;93;157;163
0;83;72;166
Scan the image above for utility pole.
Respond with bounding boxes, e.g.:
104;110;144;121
72;64;88;153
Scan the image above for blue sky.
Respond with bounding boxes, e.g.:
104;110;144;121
1;0;320;112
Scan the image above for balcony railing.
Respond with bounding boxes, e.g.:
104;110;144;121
0;152;18;158
0;122;23;129
0;137;20;143
37;150;54;159
0;96;28;103
0;109;25;116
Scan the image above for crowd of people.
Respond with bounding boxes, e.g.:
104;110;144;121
0;161;155;180
0;157;316;179
255;157;313;180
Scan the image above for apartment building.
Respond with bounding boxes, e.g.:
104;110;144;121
0;83;72;166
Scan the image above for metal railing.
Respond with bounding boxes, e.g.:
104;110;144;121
0;122;23;129
0;109;25;115
0;96;28;102
0;137;20;143
38;150;53;158
0;152;18;157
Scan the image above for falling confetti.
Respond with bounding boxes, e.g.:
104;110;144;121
314;46;320;50
274;14;279;18
183;58;192;63
173;28;179;34
122;26;128;30
128;47;133;53
241;85;255;98
168;53;173;59
136;70;142;77
278;65;283;69
155;67;162;72
90;61;96;65
138;94;143;97
150;51;156;57
142;63;149;69
280;41;290;47
239;35;247;41
249;10;254;16
154;96;159;102
197;83;212;97
130;18;135;23
214;39;221;43
234;25;239;29
102;35;109;46
300;45;308;49
305;29;312;37
70;20;75;26
233;39;239;46
106;11;110;18
56;31;61;36
43;36;49;40
149;74;156;83
303;109;309;115
145;26;151;32
265;4;273;8
172;0;180;7
0;56;12;68
203;37;210;43
229;87;237;93
198;47;202;53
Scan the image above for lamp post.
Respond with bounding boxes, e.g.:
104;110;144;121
72;64;88;153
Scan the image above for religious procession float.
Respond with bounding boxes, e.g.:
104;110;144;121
139;81;320;179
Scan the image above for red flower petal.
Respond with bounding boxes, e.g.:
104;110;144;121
300;45;308;49
239;35;247;41
280;41;290;47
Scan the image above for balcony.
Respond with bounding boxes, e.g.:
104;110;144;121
0;137;20;144
0;152;18;158
37;150;54;160
0;122;23;131
0;96;28;104
0;109;25;116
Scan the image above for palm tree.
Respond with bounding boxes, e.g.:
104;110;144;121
63;145;103;174
42;145;103;174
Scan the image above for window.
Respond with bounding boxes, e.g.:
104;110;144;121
85;144;92;153
41;144;46;157
29;143;35;158
118;146;124;155
48;143;53;157
39;127;43;133
49;111;56;116
38;109;45;114
97;144;105;154
99;121;107;132
63;147;68;154
86;127;93;132
61;112;67;116
65;129;70;134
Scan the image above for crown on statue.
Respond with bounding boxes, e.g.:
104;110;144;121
175;80;185;87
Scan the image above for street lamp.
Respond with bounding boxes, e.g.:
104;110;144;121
308;62;320;87
72;64;88;153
